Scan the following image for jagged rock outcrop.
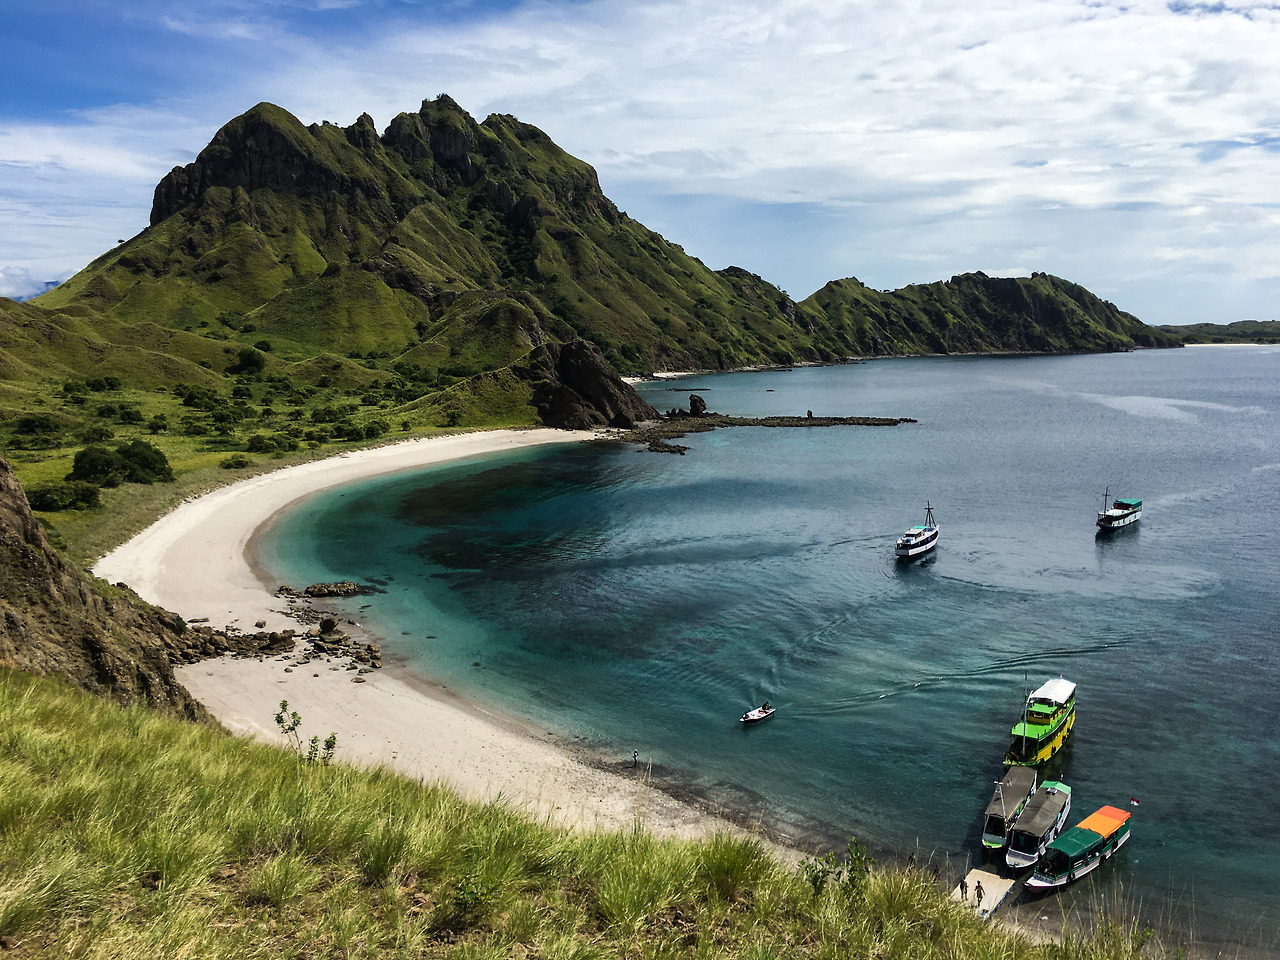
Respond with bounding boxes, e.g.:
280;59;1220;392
0;457;207;719
517;340;658;429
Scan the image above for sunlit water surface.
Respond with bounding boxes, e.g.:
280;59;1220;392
259;346;1280;954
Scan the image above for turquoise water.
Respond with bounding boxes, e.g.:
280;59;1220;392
259;346;1280;953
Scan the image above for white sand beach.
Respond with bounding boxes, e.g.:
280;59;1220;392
93;429;752;840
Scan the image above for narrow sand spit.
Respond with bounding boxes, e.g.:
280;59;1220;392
94;429;756;840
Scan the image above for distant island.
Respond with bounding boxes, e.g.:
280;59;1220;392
1156;319;1280;343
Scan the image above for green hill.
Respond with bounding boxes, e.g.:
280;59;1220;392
36;95;1177;379
1156;319;1280;344
2;94;1180;547
804;272;1177;355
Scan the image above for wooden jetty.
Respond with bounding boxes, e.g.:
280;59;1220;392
952;868;1016;919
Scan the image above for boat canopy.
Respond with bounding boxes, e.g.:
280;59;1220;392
1075;805;1131;839
1046;825;1102;861
1011;783;1070;837
984;766;1037;818
1113;498;1142;509
1028;677;1076;706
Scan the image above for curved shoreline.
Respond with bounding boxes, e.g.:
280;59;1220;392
92;428;760;839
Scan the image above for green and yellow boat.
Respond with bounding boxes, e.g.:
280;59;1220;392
1004;677;1076;766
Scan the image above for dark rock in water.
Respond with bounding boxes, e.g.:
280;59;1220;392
689;394;707;417
291;581;374;598
518;339;658;429
0;456;207;719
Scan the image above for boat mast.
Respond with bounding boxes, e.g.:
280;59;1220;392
1021;671;1029;762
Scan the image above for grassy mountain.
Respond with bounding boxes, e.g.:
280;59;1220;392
2;95;1179;546
802;272;1177;355
1155;319;1280;344
35;95;1176;379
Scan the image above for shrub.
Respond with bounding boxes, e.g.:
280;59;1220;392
227;347;266;375
13;413;60;435
25;481;101;511
67;440;174;486
67;446;128;487
220;454;251;469
75;424;115;443
253;340;273;352
245;434;276;453
114;439;174;483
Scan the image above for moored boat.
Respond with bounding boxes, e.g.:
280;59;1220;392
981;766;1038;850
740;702;775;724
1006;780;1072;869
1026;804;1131;889
895;503;939;558
1004;677;1077;766
1097;489;1142;529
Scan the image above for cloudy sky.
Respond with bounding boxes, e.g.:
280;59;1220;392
2;0;1278;324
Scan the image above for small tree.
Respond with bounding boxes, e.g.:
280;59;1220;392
273;700;337;765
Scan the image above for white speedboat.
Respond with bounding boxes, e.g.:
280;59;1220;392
895;503;939;558
740;702;775;724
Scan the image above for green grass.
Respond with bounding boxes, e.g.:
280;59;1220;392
0;668;1185;959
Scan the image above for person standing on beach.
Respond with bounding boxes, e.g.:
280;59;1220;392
632;749;639;767
975;880;984;912
959;877;968;899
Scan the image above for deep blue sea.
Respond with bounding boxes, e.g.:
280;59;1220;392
259;346;1279;954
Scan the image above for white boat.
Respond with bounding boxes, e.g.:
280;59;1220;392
1096;489;1141;529
740;702;775;724
895;503;939;558
1006;780;1072;869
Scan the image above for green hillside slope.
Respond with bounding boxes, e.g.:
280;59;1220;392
1156;319;1280;343
803;272;1178;355
36;95;1177;379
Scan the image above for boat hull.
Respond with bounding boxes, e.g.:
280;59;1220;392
1026;823;1130;889
1005;709;1075;766
1006;783;1072;869
1097;508;1141;529
895;528;939;557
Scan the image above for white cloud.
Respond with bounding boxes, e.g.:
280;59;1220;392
0;266;47;301
4;0;1280;321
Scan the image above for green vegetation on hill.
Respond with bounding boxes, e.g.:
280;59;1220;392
2;93;1179;547
0;669;1172;959
1156;320;1280;344
803;272;1176;355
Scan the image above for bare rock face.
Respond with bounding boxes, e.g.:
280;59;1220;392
0;457;207;719
518;340;658;429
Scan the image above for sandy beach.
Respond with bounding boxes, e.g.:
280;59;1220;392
93;429;753;840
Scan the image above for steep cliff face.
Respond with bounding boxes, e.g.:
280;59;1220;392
517;340;658;429
0;457;206;719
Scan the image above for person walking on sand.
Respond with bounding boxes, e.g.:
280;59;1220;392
975;880;984;912
632;749;639;767
959;877;968;899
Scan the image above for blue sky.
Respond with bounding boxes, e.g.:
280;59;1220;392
3;0;1279;324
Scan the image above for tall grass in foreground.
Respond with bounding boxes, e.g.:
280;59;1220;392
0;668;1186;959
